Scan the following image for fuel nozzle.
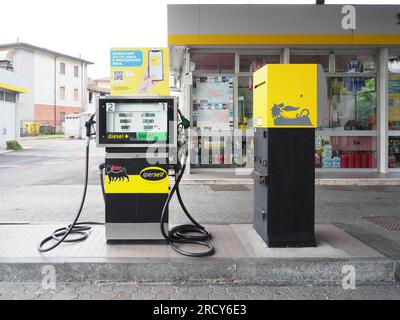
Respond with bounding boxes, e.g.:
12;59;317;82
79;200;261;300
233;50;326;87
177;109;190;129
85;113;96;138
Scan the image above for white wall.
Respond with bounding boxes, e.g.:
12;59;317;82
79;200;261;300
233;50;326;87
55;56;83;107
33;51;55;105
34;52;84;108
12;49;34;123
0;100;16;150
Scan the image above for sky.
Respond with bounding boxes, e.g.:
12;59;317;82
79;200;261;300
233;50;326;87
0;0;399;79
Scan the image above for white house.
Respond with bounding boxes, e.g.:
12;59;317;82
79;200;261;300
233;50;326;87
0;42;93;132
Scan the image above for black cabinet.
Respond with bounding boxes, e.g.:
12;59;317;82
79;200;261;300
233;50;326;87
253;128;315;247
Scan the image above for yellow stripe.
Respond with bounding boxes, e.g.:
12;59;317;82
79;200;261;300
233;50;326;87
105;174;169;194
0;82;28;93
168;34;400;46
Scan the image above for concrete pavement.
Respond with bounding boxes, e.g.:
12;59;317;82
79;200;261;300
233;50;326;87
1;282;399;300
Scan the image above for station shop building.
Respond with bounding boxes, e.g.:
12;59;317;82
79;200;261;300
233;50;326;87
167;4;400;175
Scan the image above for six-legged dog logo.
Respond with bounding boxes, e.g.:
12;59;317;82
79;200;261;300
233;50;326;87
271;103;312;126
105;165;130;184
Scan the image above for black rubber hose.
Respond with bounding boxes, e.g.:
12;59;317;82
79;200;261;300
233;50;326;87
160;161;215;257
38;141;103;252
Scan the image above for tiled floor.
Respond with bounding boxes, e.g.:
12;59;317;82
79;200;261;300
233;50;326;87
0;224;382;261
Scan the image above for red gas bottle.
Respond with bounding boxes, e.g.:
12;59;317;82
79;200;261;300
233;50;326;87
348;153;355;168
355;153;362;168
340;154;348;168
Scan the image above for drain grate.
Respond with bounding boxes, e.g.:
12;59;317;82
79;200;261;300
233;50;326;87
363;216;400;231
208;185;250;192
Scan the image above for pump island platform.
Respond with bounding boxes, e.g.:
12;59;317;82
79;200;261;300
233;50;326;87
0;223;397;285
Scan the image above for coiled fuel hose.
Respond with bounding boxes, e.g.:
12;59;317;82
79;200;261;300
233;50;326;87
38;115;103;252
159;142;215;257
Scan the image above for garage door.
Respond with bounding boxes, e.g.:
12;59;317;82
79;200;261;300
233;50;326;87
0;98;16;150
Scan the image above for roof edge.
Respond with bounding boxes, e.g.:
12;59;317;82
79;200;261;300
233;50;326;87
0;42;94;65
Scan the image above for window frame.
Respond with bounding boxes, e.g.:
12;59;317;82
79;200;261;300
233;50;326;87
73;88;79;101
60;62;66;75
74;65;79;77
60;86;66;100
4;91;16;103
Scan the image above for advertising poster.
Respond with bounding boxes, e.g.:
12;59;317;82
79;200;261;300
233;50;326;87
110;48;169;96
192;76;234;130
389;75;400;125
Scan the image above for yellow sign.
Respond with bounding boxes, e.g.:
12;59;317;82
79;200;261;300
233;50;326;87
105;166;169;194
253;64;324;128
110;48;169;96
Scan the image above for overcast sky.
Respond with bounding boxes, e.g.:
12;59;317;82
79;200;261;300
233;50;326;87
0;0;399;79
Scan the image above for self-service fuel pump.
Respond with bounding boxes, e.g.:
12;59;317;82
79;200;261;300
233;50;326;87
38;95;214;257
252;64;326;247
96;96;176;242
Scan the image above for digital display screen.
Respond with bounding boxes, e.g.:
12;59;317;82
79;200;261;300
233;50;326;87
105;102;168;141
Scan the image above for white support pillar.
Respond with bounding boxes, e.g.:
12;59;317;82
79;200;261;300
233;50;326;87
282;47;290;64
183;48;192;173
378;48;389;174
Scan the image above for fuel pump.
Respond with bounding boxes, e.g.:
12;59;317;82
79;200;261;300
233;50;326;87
38;96;214;257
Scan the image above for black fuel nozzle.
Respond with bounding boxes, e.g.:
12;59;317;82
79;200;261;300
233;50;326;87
177;109;190;129
85;114;96;138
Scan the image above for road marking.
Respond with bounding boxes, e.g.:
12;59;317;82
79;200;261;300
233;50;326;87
0;157;84;168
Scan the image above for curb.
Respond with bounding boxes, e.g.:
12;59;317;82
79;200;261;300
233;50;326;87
0;150;13;155
180;178;400;186
0;258;397;285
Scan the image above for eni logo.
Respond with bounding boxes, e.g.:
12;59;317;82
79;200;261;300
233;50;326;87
140;167;167;182
271;103;312;126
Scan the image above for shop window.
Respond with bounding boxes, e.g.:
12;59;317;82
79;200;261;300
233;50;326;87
388;56;400;73
335;54;376;73
389;137;400;168
315;136;377;169
239;55;280;73
4;92;16;103
389;74;400;130
191;75;235;168
238;76;253;128
324;77;376;130
0;91;4;101
290;54;329;71
60;112;66;123
192;75;234;129
191;53;235;73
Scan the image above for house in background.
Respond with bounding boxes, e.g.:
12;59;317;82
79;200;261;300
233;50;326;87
87;77;110;114
0;42;93;132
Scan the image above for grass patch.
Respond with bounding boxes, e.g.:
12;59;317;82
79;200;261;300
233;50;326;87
21;134;65;140
6;140;23;151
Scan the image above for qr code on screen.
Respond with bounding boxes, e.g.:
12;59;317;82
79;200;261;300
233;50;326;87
113;70;124;82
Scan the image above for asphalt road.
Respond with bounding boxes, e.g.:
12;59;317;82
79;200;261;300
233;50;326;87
0;138;105;187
